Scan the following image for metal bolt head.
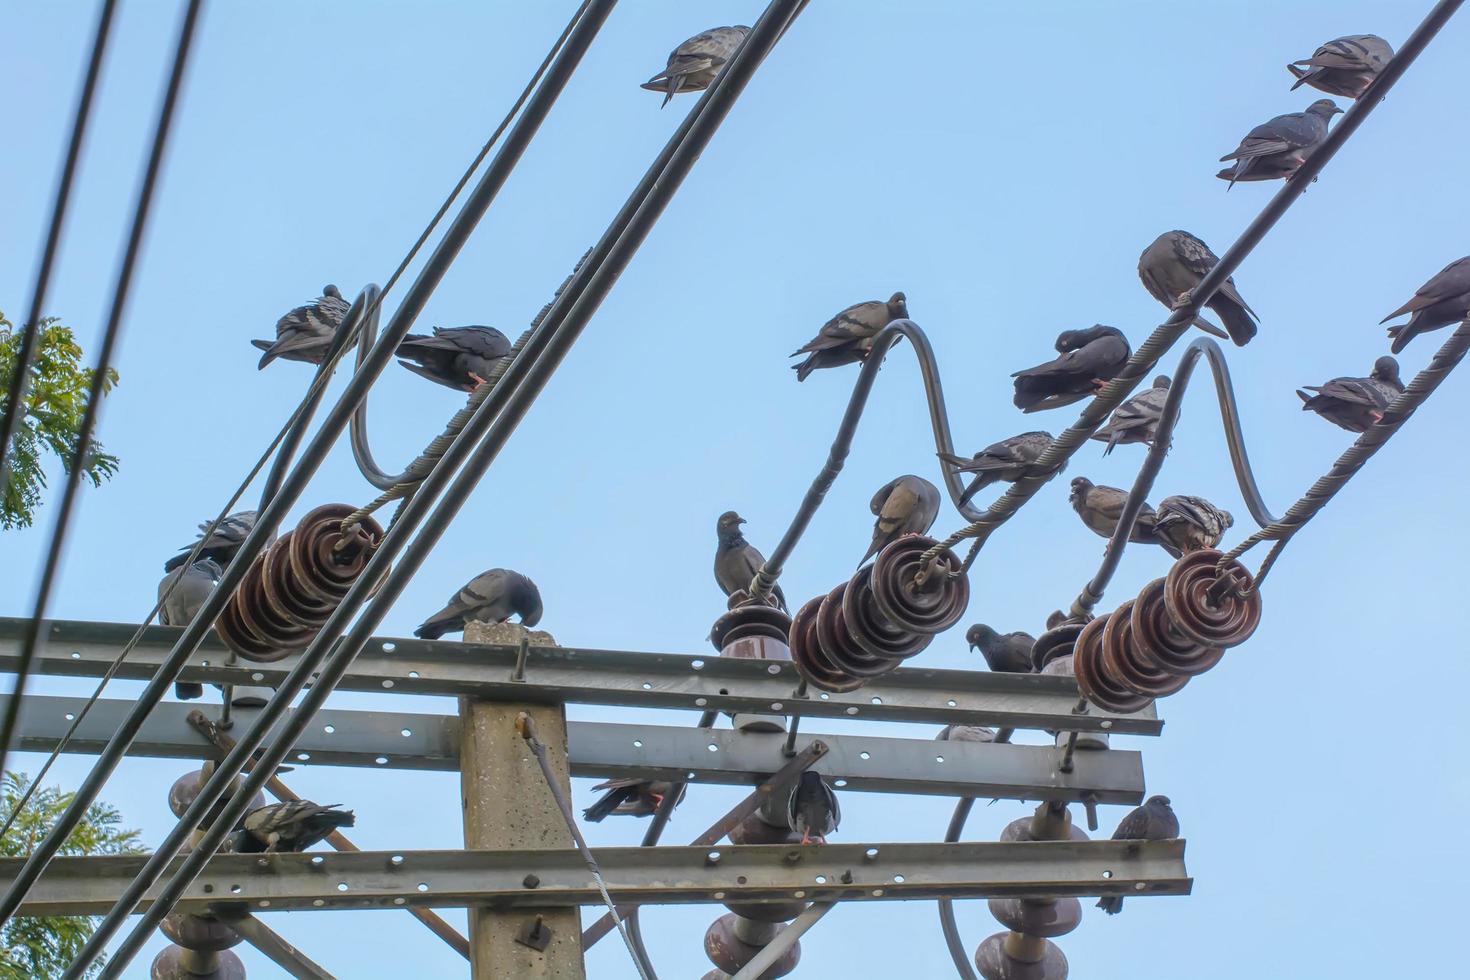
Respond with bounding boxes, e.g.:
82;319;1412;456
522;874;540;889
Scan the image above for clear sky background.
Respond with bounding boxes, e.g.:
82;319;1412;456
4;1;1468;977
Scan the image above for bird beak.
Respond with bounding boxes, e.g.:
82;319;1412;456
737;518;747;525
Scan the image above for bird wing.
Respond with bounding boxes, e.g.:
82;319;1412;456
1314;377;1392;408
1301;35;1388;71
1381;257;1470;320
1222;112;1322;161
1111;804;1153;840
433;326;513;359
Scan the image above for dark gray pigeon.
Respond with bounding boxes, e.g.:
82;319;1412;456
1092;376;1172;455
163;510;263;573
1139;231;1259;346
252;285;351;369
1217;99;1342;187
396;325;511;391
941;431;1059;505
1097;795;1179;914
1298;356;1403;432
786;770;840;845
1288;34;1393;99
1153;495;1233;558
231;801;355;853
714;511;787;610
159;558;222;701
1069;477;1159;545
1012;326;1130;412
583;778;685;822
791;292;908;381
966;624;1034;673
860;475;940;566
641;26;750;106
1381;256;1470;354
414;568;543;639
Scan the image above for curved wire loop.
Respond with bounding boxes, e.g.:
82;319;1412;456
348;286;410;490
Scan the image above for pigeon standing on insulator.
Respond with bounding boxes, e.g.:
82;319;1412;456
1092;376;1172;455
583;778;685;822
966;624;1034;673
414;568;543;639
790;292;908;382
1139;231;1259;346
1217;99;1343;187
1069;477;1160;544
1381;256;1470;354
713;511;786;610
396;325;511;391
1153;495;1233;558
230;801;355;853
940;431;1059;505
1097;796;1179;915
1012;326;1130;412
252;285;351;369
1298;356;1404;432
786;771;840;845
163;511;265;573
641;26;750;106
1288;34;1394;99
860;475;940;567
159;559;223;701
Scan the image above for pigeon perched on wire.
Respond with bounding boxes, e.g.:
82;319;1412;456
860;475;940;567
641;26;750;106
252;285;351;369
714;511;786;611
1012;327;1130;413
583;778;685;822
1069;477;1159;545
1153;495;1233;558
163;510;264;573
414;568;543;639
230;801;355;853
940;431;1059;505
1138;231;1259;346
966;624;1034;673
1288;34;1394;99
159;558;222;701
1092;376;1172;455
1097;795;1179;915
791;293;908;382
1217;99;1342;188
786;771;840;844
1298;356;1403;432
396;325;511;391
1380;256;1470;354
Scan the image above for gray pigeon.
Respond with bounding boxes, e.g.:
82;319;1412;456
252;285;351;369
1139;231;1259;346
1288;34;1394;99
936;724;996;743
583;778;685;822
232;801;355;853
966;624;1034;673
1381;256;1470;354
163;510;263;572
860;475;940;566
714;511;787;610
786;770;840;845
159;558;223;701
641;26;750;106
1069;477;1159;544
414;568;543;639
791;292;908;381
1012;326;1130;412
941;431;1059;505
1097;795;1179;914
1298;356;1403;432
1092;376;1172;455
396;325;511;391
1217;99;1342;187
1153;495;1233;559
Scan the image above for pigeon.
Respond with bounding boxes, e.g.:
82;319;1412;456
159;558;223;701
1138;231;1259;346
1217;99;1342;187
1298;356;1404;432
1381;256;1470;354
414;568;543;639
714;511;786;610
940;431;1059;505
786;771;840;845
791;293;908;382
1012;327;1130;412
1288;34;1394;99
1092;376;1172;455
231;801;355;853
1069;477;1159;544
1097;796;1179;914
641;26;750;106
860;475;940;566
1153;495;1233;558
936;724;996;743
583;778;685;822
966;624;1034;673
252;285;351;369
396;325;511;391
163;510;264;573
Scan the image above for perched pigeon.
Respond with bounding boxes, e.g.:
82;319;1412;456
641;26;750;106
396;325;511;391
414;568;543;639
1153;495;1233;558
1298;356;1403;432
936;724;996;743
1217;99;1342;187
1012;326;1130;412
231;801;355;853
163;511;263;573
791;293;908;382
1381;256;1470;354
1288;34;1394;99
786;771;840;845
1139;231;1259;346
1097;796;1179;914
966;624;1034;673
159;558;223;701
583;778;685;822
941;431;1059;505
1092;376;1172;455
714;511;786;610
860;475;940;566
1069;477;1159;544
252;285;351;369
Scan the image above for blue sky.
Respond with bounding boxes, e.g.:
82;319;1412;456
4;1;1468;977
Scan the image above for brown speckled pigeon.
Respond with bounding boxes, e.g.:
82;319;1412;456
1298;356;1403;432
1153;495;1233;558
860;475;940;566
966;624;1034;673
1097;796;1179;914
1139;231;1258;346
714;512;786;610
1069;477;1160;545
233;801;355;853
641;26;749;106
1288;34;1393;99
1217;100;1342;187
941;431;1059;504
252;285;350;369
1092;376;1172;455
791;293;908;381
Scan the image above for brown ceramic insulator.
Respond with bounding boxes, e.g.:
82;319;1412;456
1130;578;1224;676
159;912;242;953
974;932;1069;980
1072;614;1154;715
842;565;931;660
987;897;1082;938
999;816;1089;843
870;536;971;635
1102;599;1190;698
704;913;801;978
262;531;331;621
1164;549;1263;649
213;588;278;661
789;595;863;693
150;945;246;980
710;602;794;651
220;555;308;661
817;582;899;678
290;504;383;601
1029;622;1084;671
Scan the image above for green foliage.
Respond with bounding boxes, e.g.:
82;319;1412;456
0;311;120;530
